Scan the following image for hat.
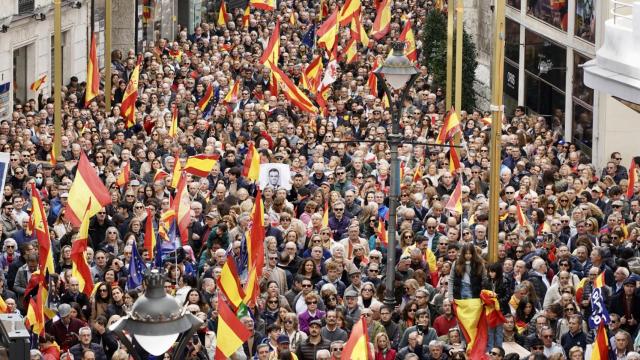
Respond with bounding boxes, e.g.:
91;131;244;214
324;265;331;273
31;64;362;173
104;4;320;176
530;337;543;347
55;163;65;170
613;200;624;207
348;268;361;276
206;212;217;219
130;179;140;186
58;303;72;317
344;289;358;298
309;319;323;327
368;263;379;270
558;140;566;145
41;163;52;169
321;181;331;187
277;334;290;344
592;185;602;193
623;276;637;286
60;192;69;198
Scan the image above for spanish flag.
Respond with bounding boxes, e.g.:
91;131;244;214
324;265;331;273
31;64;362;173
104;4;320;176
217;257;246;310
0;296;6;313
627;159;636;199
250;0;275;11
25;286;46;335
30;74;47;92
197;83;214;112
121;56;142;128
342;318;371;359
241;142;260;181
247;187;265;274
223;80;240;105
115;162;130;188
144;208;156;260
173;172;191;246
480;290;506;327
453;298;488;359
322;200;330;228
591;272;609;360
449;141;461;174
215;295;251;360
217;0;230;26
376;217;387;247
436;107;461;144
345;37;358;64
242;5;250;28
31;184;55;276
71;202;94;296
317;9;339;52
302;56;323;92
85;33;100;107
398;20;417;62
184;154;219;177
515;200;528;227
289;12;296;26
575;277;588;303
370;0;391;40
154;169;169;183
338;0;361;26
270;64;318;114
368;58;380;97
260;20;280;67
168;106;178;138
65;152;112;227
413;164;423;182
350;14;369;47
170;153;183;189
445;180;463;214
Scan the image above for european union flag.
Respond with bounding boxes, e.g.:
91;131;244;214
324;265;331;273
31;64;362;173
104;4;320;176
127;241;147;290
302;24;316;49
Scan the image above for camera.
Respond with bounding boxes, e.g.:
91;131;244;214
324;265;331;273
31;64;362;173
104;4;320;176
416;324;426;334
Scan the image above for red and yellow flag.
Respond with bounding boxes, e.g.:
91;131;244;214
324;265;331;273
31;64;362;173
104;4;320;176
154;169;169;183
0;296;6;313
398;20;417;62
25;286;46;335
85;33;100;107
243;188;265;307
344;37;358;64
453;298;489;359
217;257;246;310
370;0;391;40
215;295;251;360
242;142;260;181
317;9;339;52
436;107;461;144
627;159;636;199
413;164;423;182
368;58;380;97
302;56;323;93
31;184;55;276
30;74;47;92
242;5;250;28
144;208;156;258
217;0;230;26
223;81;240;104
270;64;318;114
322;200;330;228
65;152;112;226
173;172;191;246
168;106;179;138
515;201;528;227
116;162;130;188
121;56;142;128
171;153;183;189
449;141;461;174
445;180;463;214
250;0;275;11
480;290;506;328
184;154;219;177
71;202;94;296
376;217;387;247
342;318;371;359
338;0;362;26
350;14;369;47
197;83;214;111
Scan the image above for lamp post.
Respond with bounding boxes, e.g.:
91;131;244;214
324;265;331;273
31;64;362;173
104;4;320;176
374;42;419;307
109;269;203;360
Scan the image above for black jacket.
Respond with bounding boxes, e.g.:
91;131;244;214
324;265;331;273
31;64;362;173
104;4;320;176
296;338;331;360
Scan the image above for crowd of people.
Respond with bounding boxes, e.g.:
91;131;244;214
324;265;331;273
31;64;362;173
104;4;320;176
5;0;640;359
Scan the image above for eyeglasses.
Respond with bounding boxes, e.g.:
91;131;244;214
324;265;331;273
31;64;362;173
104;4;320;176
505;192;514;195
306;301;318;305
362;288;373;292
331;347;343;351
268;300;279;304
542;335;553;339
532;346;544;350
490;352;501;356
564;307;575;311
302;284;312;288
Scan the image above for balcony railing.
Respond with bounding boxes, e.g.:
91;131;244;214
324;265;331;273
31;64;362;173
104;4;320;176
18;0;35;14
611;0;634;26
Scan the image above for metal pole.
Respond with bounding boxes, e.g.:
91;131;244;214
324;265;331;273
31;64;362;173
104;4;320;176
445;2;454;110
105;0;112;111
488;0;506;262
53;0;62;159
377;73;419;307
135;0;139;54
454;1;463;117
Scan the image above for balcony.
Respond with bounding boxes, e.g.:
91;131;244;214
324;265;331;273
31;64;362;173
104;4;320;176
18;0;34;14
583;0;640;104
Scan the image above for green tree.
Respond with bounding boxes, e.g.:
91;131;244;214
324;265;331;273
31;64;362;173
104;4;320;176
422;10;478;112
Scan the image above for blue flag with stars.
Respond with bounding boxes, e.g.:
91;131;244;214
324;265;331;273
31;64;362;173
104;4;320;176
127;241;147;290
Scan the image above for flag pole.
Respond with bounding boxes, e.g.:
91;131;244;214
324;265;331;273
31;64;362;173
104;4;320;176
488;0;506;262
445;0;454;110
454;1;463;119
105;0;112;111
53;0;62;160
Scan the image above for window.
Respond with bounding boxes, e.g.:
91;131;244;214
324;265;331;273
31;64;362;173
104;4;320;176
505;18;520;63
18;0;35;14
528;0;568;31
507;0;521;9
575;0;595;43
573;52;594;105
524;30;566;90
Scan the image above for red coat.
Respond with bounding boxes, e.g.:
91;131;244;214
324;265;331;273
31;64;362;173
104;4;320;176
375;349;397;360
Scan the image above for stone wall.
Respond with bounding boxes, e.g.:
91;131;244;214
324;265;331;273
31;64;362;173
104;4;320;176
112;0;135;51
462;0;493;112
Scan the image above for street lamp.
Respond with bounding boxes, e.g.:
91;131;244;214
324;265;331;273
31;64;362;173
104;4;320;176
374;42;419;306
109;269;203;360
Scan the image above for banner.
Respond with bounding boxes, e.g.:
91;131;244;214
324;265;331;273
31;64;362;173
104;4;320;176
0;152;9;208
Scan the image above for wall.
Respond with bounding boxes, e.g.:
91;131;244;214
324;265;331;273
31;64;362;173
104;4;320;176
463;0;493;111
597;96;640;171
112;0;135;51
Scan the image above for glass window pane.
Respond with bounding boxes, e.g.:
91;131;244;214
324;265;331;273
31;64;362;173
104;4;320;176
525;73;565;132
524;30;566;89
528;0;568;31
505;18;520;63
575;0;595;43
508;0;521;9
573;52;594;105
572;103;593;159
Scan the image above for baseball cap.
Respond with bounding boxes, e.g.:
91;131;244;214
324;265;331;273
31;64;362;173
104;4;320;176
58;303;72;317
277;334;290;344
